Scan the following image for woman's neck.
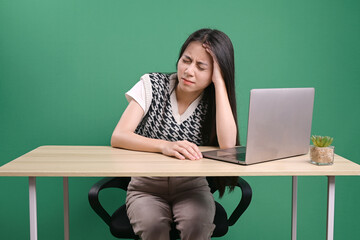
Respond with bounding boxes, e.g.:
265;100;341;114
175;86;202;115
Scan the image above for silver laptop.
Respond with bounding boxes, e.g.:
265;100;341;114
202;88;315;165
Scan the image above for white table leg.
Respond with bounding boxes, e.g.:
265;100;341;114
29;177;38;240
327;176;335;240
63;177;70;240
292;176;298;240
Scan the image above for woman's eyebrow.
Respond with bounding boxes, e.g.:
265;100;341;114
197;61;208;66
184;55;208;66
184;55;192;60
184;54;208;66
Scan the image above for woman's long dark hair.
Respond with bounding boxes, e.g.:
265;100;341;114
176;28;239;197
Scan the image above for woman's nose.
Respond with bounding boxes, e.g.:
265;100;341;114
184;63;195;76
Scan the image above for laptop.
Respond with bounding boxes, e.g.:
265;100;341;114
202;88;315;165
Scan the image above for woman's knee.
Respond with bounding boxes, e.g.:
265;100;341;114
136;218;171;240
141;216;171;230
177;220;215;240
174;204;215;240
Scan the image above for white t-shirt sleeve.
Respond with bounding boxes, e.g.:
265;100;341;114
125;80;146;111
125;74;152;115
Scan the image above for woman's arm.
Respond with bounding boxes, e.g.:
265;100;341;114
213;76;237;148
204;45;237;149
111;100;202;160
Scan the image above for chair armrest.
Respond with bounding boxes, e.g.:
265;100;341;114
227;177;252;226
88;177;131;226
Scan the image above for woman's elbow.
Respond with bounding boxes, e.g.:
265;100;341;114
110;133;120;148
110;135;116;148
111;131;131;148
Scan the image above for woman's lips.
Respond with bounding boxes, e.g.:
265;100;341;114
182;78;194;85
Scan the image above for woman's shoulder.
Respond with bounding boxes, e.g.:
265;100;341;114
140;72;173;81
140;72;176;90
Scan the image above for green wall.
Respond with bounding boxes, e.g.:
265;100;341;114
1;0;359;239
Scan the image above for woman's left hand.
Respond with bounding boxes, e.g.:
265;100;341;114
203;43;225;86
202;43;237;149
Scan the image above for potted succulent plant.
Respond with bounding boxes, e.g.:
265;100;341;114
310;135;334;165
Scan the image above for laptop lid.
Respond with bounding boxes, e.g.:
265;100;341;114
245;88;314;164
202;88;315;165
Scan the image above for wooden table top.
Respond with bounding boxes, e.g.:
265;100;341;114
0;145;359;177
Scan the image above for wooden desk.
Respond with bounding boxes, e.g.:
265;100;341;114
1;145;360;240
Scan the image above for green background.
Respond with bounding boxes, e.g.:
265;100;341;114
1;0;359;239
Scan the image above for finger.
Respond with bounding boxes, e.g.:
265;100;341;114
202;43;213;53
188;142;203;159
180;148;196;160
203;45;213;56
202;43;212;53
173;151;185;160
202;43;211;49
202;45;219;65
183;144;199;160
175;145;196;160
179;141;202;159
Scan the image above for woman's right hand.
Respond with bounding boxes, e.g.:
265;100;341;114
161;140;203;160
111;100;204;159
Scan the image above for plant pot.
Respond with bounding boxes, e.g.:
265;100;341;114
310;145;335;165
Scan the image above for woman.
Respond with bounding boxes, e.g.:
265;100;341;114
111;28;239;240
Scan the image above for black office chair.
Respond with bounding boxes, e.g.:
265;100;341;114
88;177;252;239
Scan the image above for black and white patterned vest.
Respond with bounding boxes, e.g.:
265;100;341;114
135;73;208;145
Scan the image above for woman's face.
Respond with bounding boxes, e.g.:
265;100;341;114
177;41;213;95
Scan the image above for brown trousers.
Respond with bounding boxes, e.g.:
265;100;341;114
126;177;216;240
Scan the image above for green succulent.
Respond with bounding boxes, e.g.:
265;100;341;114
311;135;334;147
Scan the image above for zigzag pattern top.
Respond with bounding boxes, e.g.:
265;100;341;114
135;72;208;145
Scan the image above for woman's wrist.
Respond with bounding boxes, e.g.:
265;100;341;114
158;139;169;154
213;79;225;87
213;78;227;96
